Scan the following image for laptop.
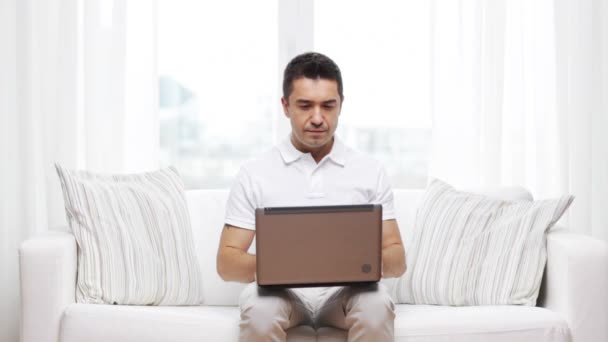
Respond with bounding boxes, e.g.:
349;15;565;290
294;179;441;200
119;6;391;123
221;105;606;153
255;204;383;288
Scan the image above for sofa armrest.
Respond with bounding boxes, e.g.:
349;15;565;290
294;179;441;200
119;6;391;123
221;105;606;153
537;229;608;342
19;231;77;342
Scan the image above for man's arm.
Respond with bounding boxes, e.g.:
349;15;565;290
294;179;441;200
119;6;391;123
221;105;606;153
216;224;256;283
381;219;406;278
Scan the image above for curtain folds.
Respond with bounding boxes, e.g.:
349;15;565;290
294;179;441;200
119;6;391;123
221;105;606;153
0;0;157;340
428;0;607;241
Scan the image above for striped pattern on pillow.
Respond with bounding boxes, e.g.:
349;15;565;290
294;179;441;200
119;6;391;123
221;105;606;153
55;164;203;305
394;179;574;306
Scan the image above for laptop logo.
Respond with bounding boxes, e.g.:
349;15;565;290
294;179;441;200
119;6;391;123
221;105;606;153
361;264;372;273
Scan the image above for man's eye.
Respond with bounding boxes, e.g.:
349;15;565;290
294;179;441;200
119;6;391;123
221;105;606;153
323;105;335;110
300;105;311;110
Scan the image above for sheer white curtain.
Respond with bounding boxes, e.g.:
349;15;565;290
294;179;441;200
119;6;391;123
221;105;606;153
428;0;608;242
0;0;157;340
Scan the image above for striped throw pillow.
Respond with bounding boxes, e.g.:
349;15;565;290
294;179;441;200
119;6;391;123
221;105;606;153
55;164;203;305
394;178;574;306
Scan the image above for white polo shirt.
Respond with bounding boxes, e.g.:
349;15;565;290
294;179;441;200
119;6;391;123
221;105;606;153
225;135;396;240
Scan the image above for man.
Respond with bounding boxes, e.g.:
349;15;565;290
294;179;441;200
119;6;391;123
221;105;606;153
216;52;406;342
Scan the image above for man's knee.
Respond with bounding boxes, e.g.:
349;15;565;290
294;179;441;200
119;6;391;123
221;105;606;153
347;285;396;322
340;285;395;341
240;305;287;339
239;286;293;338
241;293;292;320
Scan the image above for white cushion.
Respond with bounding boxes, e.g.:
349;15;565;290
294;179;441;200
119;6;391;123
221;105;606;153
59;303;568;342
393;304;570;342
60;304;240;342
394;179;574;306
55;164;203;305
59;304;316;342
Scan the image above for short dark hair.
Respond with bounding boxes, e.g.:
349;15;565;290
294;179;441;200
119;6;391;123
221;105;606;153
282;52;343;101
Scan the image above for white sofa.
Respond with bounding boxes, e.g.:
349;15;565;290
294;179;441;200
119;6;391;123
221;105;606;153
20;188;608;342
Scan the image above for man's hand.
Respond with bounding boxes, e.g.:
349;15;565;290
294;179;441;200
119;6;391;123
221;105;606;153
216;224;257;283
381;219;406;278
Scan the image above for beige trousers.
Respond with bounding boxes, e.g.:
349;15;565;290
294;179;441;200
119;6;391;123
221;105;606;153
238;282;395;342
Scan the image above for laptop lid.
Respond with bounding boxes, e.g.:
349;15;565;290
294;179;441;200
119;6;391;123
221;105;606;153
255;204;382;288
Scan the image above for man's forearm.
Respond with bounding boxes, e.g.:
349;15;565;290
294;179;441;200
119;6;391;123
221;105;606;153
382;243;406;278
218;247;257;283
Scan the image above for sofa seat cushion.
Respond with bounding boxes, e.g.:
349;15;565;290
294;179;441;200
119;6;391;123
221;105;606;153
60;303;570;342
393;304;570;342
319;305;570;342
59;304;315;342
60;304;239;342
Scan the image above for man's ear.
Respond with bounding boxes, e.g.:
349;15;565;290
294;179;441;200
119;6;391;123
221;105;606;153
338;96;344;116
281;97;290;118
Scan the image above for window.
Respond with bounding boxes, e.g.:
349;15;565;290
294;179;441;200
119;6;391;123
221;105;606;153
159;0;431;189
158;0;277;188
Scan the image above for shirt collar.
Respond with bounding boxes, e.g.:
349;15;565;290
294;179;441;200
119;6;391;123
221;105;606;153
328;136;346;166
278;134;346;167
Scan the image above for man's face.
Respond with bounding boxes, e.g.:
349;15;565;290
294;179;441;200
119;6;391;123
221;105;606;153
281;77;342;151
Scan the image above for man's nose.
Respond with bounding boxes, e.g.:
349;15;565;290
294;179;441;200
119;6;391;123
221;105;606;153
310;107;323;126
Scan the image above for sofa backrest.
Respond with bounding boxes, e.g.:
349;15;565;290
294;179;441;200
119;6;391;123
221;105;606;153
186;187;532;306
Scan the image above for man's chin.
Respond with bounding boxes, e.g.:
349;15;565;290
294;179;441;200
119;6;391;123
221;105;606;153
295;135;332;149
304;136;332;147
